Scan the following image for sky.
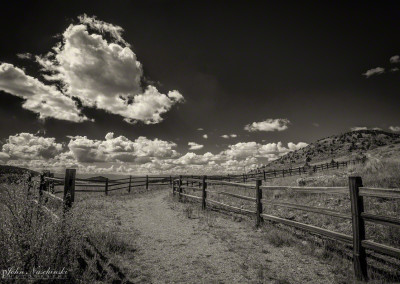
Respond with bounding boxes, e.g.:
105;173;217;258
0;1;399;175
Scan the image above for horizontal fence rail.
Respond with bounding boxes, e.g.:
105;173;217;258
173;175;400;282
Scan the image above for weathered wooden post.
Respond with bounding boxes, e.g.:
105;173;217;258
128;175;132;193
202;175;207;210
49;172;55;193
39;173;45;201
105;178;109;196
282;169;285;177
337;161;339;169
178;175;183;202
63;169;76;210
27;173;32;195
146;175;149;190
256;179;263;227
243;174;246;183
349;176;368;281
43;170;50;191
169;175;172;185
263;170;266;181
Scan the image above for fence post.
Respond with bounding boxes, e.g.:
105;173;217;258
39;173;45;201
146;175;149;190
170;175;172;185
27;173;32;195
337;162;339;169
105;178;108;196
263;170;266;181
282;169;285;177
63;169;76;210
128;175;132;193
349;176;368;281
178;175;182;202
256;179;263;227
243;174;245;183
298;167;301;175
202;175;207;210
49;173;55;193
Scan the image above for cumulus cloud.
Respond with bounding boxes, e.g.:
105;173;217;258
68;132;178;163
0;131;308;174
0;63;87;122
0;15;183;124
1;133;63;160
36;15;184;124
288;142;308;151
222;141;307;161
389;126;400;132
174;152;213;165
244;118;290;132
362;67;385;78
203;134;208;139
188;142;203;150
390;55;400;64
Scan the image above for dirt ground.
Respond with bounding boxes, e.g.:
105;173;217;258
88;188;345;283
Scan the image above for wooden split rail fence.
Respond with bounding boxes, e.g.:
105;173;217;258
244;159;363;182
172;175;400;281
41;170;175;199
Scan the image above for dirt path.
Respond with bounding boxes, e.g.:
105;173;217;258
112;190;339;283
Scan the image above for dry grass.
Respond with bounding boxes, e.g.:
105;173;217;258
0;175;88;282
179;158;400;282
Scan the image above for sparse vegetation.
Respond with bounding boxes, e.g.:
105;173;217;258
0;175;87;282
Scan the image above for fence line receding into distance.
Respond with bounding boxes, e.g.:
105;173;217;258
173;175;400;282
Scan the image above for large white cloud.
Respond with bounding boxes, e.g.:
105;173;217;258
244;118;290;132
1;133;64;160
0;63;87;122
37;15;184;124
68;132;178;163
0;15;183;124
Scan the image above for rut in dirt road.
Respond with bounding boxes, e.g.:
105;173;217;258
117;190;338;283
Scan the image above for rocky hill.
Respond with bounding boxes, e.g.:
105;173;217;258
259;130;400;172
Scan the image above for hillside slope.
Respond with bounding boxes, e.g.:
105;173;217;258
0;164;38;176
260;130;400;171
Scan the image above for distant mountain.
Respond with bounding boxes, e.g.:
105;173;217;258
0;164;39;176
258;130;400;172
